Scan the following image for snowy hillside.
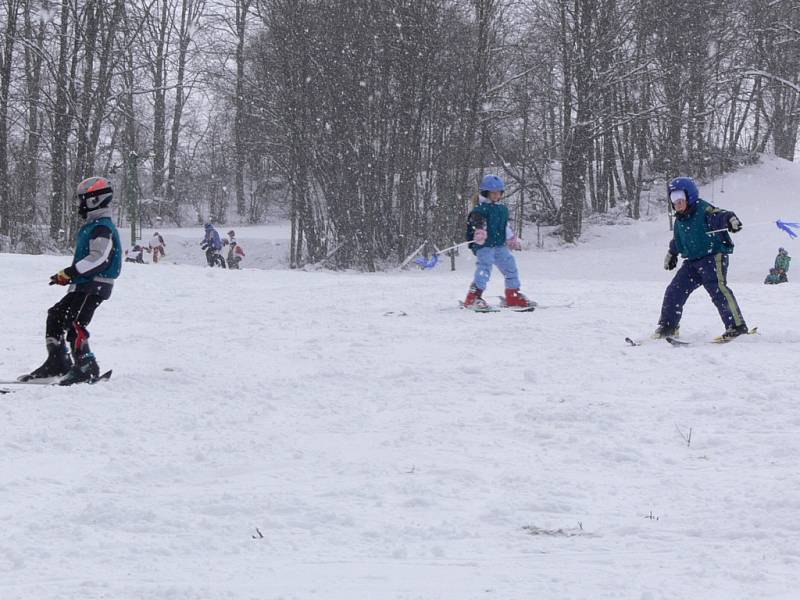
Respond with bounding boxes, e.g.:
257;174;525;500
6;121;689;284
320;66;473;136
2;156;800;600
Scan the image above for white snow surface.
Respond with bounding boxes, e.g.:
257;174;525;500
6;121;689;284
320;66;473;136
2;156;800;599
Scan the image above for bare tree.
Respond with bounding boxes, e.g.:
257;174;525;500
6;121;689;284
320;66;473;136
165;0;206;217
233;0;253;217
558;0;594;242
48;0;78;239
18;0;47;229
750;0;800;160
147;0;175;210
0;0;21;238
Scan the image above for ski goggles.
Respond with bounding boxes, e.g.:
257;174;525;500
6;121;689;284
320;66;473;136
669;190;687;204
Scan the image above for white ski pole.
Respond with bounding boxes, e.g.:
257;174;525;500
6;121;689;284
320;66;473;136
433;240;473;255
705;221;777;236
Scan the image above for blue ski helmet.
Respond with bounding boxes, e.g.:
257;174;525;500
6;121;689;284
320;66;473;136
667;176;699;206
479;174;505;193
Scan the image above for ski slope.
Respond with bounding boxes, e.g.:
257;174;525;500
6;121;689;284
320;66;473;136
1;156;800;599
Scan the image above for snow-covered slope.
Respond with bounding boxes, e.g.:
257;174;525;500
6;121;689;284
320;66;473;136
1;156;799;599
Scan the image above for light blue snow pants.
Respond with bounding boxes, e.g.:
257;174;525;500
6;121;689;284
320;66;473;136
473;246;521;290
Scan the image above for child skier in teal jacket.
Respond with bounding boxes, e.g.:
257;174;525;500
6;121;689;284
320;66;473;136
463;175;534;310
20;176;122;385
655;176;747;340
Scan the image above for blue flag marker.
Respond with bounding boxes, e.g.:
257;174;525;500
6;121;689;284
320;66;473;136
776;219;800;239
414;254;439;269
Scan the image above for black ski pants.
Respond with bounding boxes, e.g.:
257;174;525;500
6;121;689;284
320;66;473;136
47;292;103;354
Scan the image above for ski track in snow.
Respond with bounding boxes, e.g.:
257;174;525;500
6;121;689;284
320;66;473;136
1;157;800;599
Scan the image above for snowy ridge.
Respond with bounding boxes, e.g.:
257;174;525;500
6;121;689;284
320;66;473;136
1;156;800;599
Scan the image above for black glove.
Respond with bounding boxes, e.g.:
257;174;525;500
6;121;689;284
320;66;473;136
728;214;742;232
664;251;677;271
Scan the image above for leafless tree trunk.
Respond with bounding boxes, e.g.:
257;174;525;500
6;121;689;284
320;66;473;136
48;0;76;240
165;0;206;217
233;0;253;217
18;0;46;227
120;3;141;245
149;0;173;209
560;0;593;242
0;0;20;237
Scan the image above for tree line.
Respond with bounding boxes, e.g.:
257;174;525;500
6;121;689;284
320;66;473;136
0;0;798;269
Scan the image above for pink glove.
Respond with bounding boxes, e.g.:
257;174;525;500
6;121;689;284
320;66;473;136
507;236;522;251
473;229;487;245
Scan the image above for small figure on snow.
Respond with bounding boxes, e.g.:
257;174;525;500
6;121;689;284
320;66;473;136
20;176;122;384
224;230;245;269
148;231;166;263
124;244;146;264
463;174;533;310
655;176;748;340
200;223;225;268
764;247;790;284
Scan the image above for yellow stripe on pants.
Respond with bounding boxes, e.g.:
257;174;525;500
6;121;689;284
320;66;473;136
715;253;744;327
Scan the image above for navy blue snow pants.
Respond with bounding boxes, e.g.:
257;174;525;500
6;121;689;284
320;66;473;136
658;253;746;331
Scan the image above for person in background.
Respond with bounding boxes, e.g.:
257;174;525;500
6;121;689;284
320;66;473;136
200;223;225;268
148;231;166;263
125;244;146;264
765;248;790;284
224;230;245;269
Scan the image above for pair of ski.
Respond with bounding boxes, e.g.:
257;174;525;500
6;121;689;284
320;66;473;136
459;298;574;313
626;327;758;347
0;369;112;394
459;300;535;313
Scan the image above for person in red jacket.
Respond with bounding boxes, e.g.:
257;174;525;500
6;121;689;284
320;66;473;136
225;230;245;269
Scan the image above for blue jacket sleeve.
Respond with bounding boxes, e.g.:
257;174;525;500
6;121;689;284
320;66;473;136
668;237;678;256
705;205;736;231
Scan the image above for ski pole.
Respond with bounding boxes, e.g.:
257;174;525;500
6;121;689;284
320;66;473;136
705;220;789;236
412;240;474;270
432;240;472;255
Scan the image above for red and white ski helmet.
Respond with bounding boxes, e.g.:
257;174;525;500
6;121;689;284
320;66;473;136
76;176;113;218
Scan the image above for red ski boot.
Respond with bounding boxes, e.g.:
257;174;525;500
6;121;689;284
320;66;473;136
464;284;489;310
504;288;535;310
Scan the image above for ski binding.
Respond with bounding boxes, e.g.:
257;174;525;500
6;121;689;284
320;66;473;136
495;297;537;312
459;300;500;313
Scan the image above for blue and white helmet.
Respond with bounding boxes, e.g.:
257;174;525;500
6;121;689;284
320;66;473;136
667;176;699;206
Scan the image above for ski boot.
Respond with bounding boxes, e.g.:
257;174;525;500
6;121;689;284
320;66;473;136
59;352;100;386
720;323;749;340
18;339;73;382
464;284;489;310
504;288;535;309
652;324;680;339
